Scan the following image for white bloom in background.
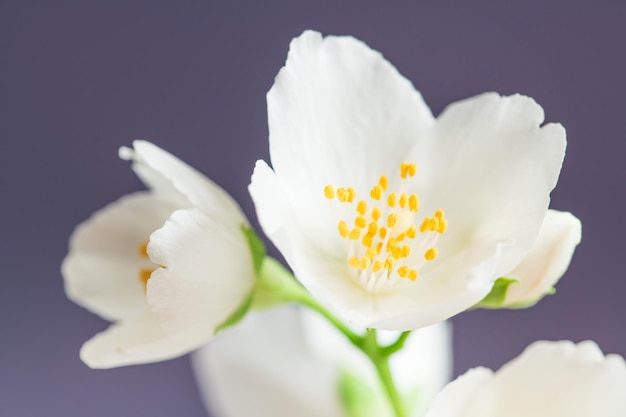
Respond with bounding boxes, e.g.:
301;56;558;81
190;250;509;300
250;30;572;330
192;306;451;417
424;340;626;417
62;140;254;368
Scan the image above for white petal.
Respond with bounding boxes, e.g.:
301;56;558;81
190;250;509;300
120;140;246;229
423;367;493;417
504;210;581;305
146;208;255;348
62;192;179;321
80;313;195;369
425;341;626;417
267;30;434;250
191;307;345;417
421;93;566;277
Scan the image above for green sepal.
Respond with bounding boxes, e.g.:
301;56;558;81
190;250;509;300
252;257;309;310
474;277;520;309
213;225;266;334
506;286;557;309
241;224;266;274
338;370;387;417
213;289;255;335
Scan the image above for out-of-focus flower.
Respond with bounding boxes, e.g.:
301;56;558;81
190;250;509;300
192;306;451;417
424;340;626;417
250;30;569;331
62;141;254;368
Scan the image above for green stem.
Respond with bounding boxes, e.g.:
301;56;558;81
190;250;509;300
362;329;407;417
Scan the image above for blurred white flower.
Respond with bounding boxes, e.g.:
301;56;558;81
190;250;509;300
250;30;569;331
424;340;626;417
62;140;254;368
192;306;451;417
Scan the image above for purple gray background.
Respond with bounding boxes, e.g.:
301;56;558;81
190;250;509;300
2;1;625;416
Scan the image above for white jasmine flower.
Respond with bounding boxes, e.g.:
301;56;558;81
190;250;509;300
62;141;254;368
250;30;569;330
424;340;626;417
192;306;451;417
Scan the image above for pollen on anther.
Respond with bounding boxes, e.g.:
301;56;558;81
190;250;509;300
373;261;383;272
357;200;367;215
398;266;409;278
347;187;356;203
384;258;396;271
379;175;388;191
359;257;371;270
425;248;438;261
387;192;397;208
399;193;407;208
409;194;419;212
362;234;373;248
348;228;361;240
138;241;149;258
379;227;387;239
387;213;398;228
408;270;419;281
355;216;367;228
370;185;383;200
324;185;335;199
338;220;349;238
406;225;416;238
348;257;360;268
337;187;348;202
367;222;378;236
372;207;382;221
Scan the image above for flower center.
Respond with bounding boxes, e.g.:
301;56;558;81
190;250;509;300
138;241;154;291
324;162;447;288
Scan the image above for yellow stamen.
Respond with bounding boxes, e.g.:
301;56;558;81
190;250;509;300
384;257;396;271
348;228;361;240
398;266;410;278
370;185;383;200
362;234;373;248
371;207;382;221
401;245;411;258
139;268;153;290
372;261;383;272
367;222;378;236
425;248;438;261
138;241;149;258
347;187;356;203
409;194;419;212
399;193;407;208
359;257;371;270
387;213;398;228
406;224;417;238
408;269;419;281
379;175;388;191
348;257;360;268
338;220;349;238
355;216;367;228
324;185;335;199
379;227;387;239
337;187;348;202
387;192;397;208
357;200;367;216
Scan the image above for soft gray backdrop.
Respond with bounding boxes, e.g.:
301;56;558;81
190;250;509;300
2;1;624;416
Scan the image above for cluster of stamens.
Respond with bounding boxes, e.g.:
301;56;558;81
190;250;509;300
324;162;447;282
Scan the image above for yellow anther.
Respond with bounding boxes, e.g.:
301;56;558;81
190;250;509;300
397;266;410;278
438;219;448;234
387;213;398;228
401;245;411;258
379;227;387;239
362;234;373;248
387;192;397;208
338;220;349;238
367;222;378;236
386;238;398;253
399;193;407;208
372;207;382;221
401;163;409;179
375;242;383;254
396;233;405;242
408;269;419;281
391;248;402;260
406;224;417;239
348;257;360;268
430;217;440;232
138;241;149;258
420;218;429;233
357;200;367;216
337;187;348;202
359;257;371;270
139;268;153;290
379;175;388;191
406;163;417;177
324;185;335;199
348;228;361;240
372;261;383;272
435;209;444;219
347;187;356;203
370;185;383;200
365;248;378;260
409;194;419;212
355;216;367;228
425;247;438;261
384;257;396;271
